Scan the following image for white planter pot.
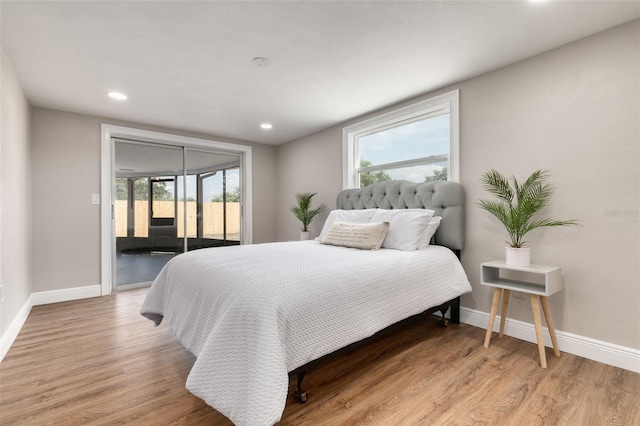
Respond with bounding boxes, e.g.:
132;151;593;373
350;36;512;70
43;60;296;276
505;247;530;267
300;231;311;241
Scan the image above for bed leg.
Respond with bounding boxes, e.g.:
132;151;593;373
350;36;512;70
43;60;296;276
450;297;461;324
437;307;450;327
437;297;461;327
294;371;308;403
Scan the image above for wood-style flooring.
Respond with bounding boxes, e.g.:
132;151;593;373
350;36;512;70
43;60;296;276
1;288;638;425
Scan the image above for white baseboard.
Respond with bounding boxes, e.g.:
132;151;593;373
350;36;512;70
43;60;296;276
31;285;102;306
460;307;640;373
0;295;32;362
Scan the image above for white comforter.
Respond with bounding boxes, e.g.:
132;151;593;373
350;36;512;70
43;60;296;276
141;241;471;426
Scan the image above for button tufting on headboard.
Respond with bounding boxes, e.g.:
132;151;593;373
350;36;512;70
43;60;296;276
336;180;465;251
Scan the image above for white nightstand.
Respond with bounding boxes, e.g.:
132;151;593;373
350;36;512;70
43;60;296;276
481;260;562;368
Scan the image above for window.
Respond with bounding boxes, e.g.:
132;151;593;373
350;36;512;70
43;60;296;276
150;177;176;219
204;167;240;241
176;175;197;238
133;177;149;238
343;90;459;188
114;177;150;238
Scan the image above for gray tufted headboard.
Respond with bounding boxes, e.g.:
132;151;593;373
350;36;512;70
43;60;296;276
336;180;465;251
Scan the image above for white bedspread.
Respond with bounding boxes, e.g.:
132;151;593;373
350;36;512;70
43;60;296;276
141;241;471;426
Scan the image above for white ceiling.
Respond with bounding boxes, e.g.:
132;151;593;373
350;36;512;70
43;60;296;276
2;1;638;145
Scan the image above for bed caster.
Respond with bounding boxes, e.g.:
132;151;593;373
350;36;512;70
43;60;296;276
294;371;308;403
294;389;308;403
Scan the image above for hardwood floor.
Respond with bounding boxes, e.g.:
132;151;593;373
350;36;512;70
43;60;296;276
1;289;638;425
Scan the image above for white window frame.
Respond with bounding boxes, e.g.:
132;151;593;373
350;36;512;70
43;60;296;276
342;89;459;189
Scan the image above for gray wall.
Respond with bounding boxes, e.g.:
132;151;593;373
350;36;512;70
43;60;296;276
276;21;640;350
275;125;343;241
1;49;32;338
30;108;277;293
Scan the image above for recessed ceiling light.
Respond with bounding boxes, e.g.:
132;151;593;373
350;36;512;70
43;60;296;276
261;123;273;130
107;91;127;100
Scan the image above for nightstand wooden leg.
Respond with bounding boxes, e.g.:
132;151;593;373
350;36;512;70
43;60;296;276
540;296;560;357
499;289;510;338
484;288;502;348
530;294;547;368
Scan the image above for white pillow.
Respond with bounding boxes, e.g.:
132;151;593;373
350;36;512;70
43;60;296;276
370;209;434;251
418;216;442;249
320;221;390;250
317;209;376;241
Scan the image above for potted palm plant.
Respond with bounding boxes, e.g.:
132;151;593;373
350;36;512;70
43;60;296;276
291;192;325;240
478;169;579;267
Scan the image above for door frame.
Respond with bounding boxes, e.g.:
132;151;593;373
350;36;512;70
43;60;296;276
100;124;253;296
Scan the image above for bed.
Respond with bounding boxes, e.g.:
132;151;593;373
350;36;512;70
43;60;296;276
141;180;471;426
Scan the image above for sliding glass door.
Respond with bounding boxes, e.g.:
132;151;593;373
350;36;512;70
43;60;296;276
114;142;183;287
186;150;241;249
197;154;241;244
113;141;241;288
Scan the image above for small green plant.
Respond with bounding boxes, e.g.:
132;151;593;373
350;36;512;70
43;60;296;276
291;192;325;232
478;169;579;248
